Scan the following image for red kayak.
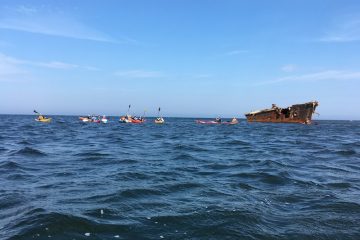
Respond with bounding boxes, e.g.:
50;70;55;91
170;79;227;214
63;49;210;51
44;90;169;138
131;119;146;124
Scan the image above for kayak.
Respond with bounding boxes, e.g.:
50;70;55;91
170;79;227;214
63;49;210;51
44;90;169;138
119;118;131;123
79;117;101;123
196;120;219;124
35;118;52;122
119;115;131;123
196;120;238;125
119;118;145;123
119;111;145;123
155;118;165;124
131;119;145;124
79;117;90;122
155;120;165;124
223;121;239;125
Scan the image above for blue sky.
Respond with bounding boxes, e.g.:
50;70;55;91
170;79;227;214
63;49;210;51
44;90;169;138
0;0;359;119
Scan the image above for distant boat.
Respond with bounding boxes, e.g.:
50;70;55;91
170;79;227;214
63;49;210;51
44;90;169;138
245;101;319;124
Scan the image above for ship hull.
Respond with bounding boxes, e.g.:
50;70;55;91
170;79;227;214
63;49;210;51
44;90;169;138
245;101;318;124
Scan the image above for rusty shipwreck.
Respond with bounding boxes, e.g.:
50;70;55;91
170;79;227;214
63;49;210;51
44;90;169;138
245;101;318;124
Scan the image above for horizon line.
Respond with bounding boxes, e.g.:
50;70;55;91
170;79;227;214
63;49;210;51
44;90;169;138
0;113;358;121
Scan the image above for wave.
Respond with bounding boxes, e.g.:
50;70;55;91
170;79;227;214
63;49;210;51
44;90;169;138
256;159;289;168
120;172;150;181
230;171;290;185
203;163;233;170
0;161;22;170
172;153;197;161
10;147;46;157
17;140;32;145
173;144;208;152
303;201;360;214
165;182;204;192
120;188;165;198
1;118;360;239
146;209;263;238
223;139;252;146
5;209;131;240
0;192;28;211
335;149;357;156
325;182;352;189
79;188;166;204
74;151;111;157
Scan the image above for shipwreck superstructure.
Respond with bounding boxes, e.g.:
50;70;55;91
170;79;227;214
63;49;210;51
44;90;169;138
245;101;318;124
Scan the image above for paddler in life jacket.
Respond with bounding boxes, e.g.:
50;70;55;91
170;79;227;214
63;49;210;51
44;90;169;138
37;115;45;121
215;117;222;123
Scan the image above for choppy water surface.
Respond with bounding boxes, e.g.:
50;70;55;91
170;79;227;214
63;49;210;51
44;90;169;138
1;115;360;239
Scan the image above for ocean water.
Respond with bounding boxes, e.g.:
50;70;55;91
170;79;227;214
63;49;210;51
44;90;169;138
0;115;360;240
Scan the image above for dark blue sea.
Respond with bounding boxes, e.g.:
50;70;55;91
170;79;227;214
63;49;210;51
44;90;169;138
1;115;360;240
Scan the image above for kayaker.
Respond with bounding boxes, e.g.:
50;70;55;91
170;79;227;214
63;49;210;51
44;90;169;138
215;117;222;123
231;117;238;123
38;115;44;120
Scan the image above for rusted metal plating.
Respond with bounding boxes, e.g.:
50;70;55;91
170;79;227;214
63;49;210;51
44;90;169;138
245;101;319;124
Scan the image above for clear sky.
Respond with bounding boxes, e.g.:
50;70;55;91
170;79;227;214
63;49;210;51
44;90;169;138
0;0;359;119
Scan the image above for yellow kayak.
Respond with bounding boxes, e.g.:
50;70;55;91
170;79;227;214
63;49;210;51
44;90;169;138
35;118;52;122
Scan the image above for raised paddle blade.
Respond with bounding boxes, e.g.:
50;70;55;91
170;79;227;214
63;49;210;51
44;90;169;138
126;105;131;115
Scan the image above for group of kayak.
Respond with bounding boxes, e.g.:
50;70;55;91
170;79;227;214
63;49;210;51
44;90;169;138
118;106;164;124
34;106;166;124
34;107;239;125
79;115;108;123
